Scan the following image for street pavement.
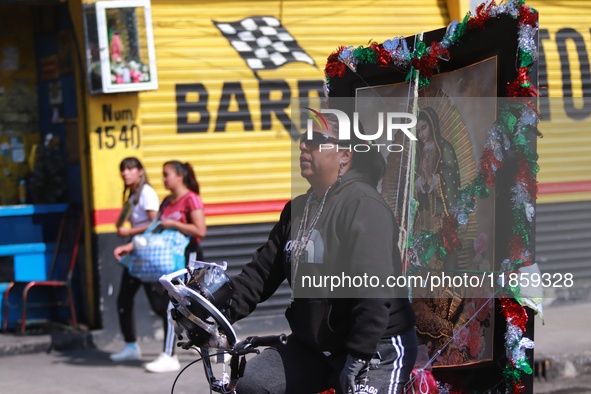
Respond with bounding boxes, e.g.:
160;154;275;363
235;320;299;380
0;318;291;394
532;299;591;393
0;299;589;393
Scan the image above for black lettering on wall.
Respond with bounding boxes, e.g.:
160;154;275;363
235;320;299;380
114;109;133;121
556;28;591;120
259;80;291;131
103;104;112;122
176;83;210;133
538;29;551;122
215;82;253;131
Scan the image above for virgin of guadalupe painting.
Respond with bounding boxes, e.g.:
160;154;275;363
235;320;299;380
414;106;461;237
355;57;497;367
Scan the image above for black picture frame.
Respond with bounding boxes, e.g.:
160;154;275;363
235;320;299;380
327;14;536;393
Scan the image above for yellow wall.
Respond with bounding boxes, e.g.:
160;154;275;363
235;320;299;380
441;0;591;204
90;0;591;233
527;0;591;203
91;0;448;232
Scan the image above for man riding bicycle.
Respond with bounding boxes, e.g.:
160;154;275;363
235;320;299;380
218;114;418;394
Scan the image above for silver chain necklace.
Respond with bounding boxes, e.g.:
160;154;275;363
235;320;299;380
290;185;332;297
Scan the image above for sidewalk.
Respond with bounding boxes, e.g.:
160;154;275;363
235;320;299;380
0;315;291;394
532;299;591;393
0;300;589;393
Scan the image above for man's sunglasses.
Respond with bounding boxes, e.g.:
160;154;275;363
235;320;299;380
299;132;343;146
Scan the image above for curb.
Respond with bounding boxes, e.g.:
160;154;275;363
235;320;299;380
0;331;96;357
0;314;291;358
535;351;591;381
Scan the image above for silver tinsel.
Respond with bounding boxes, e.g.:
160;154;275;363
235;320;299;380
456;210;470;226
459;193;476;212
521;249;532;263
489;3;500;18
487;123;502;142
505;324;534;364
383;37;410;67
505;324;523;360
520;105;539;127
486;137;505;163
450;206;470;228
338;46;357;72
438;382;452;394
501;259;512;272
406;247;419;267
486;124;510;160
525;202;535;222
515;337;535;363
511;181;531;206
518;23;539;61
323;79;330;98
441;20;459;49
493;0;521;19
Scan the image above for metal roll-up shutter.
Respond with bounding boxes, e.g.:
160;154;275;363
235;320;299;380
527;0;591;199
200;222;292;316
535;201;591;300
525;1;591;296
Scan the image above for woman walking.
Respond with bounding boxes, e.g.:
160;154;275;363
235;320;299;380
115;160;206;373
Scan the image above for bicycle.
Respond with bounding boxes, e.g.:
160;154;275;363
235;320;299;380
176;332;288;393
160;262;288;393
159;262;376;394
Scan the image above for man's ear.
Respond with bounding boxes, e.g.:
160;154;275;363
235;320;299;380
340;149;353;166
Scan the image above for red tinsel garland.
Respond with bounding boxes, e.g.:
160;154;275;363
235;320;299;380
429;41;450;61
515;156;538;200
410;41;450;79
370;42;392;67
507;80;538;97
507;67;538;97
410;57;435;79
509;234;525;261
468;1;495;29
519;5;538;27
479;148;503;186
499;298;528;332
512;380;526;394
325;47;347;78
441;215;461;253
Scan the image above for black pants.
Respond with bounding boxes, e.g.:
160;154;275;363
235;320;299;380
116;241;203;352
236;326;418;394
116;269;170;348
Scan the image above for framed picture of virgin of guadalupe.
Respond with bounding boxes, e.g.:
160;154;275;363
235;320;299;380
355;60;498;369
325;7;538;393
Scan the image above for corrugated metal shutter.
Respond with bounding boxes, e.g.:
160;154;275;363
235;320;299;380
200;222;292;316
520;1;591;300
535;201;591;299
527;0;591;204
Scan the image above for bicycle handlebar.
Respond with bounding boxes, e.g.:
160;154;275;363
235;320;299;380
245;334;288;348
230;333;288;355
196;333;288;393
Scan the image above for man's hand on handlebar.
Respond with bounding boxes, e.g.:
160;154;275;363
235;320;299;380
230;334;288;355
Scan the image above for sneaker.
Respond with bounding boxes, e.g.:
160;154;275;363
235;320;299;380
110;343;141;362
144;352;181;373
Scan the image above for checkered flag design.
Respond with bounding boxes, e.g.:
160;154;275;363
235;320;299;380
214;16;316;72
